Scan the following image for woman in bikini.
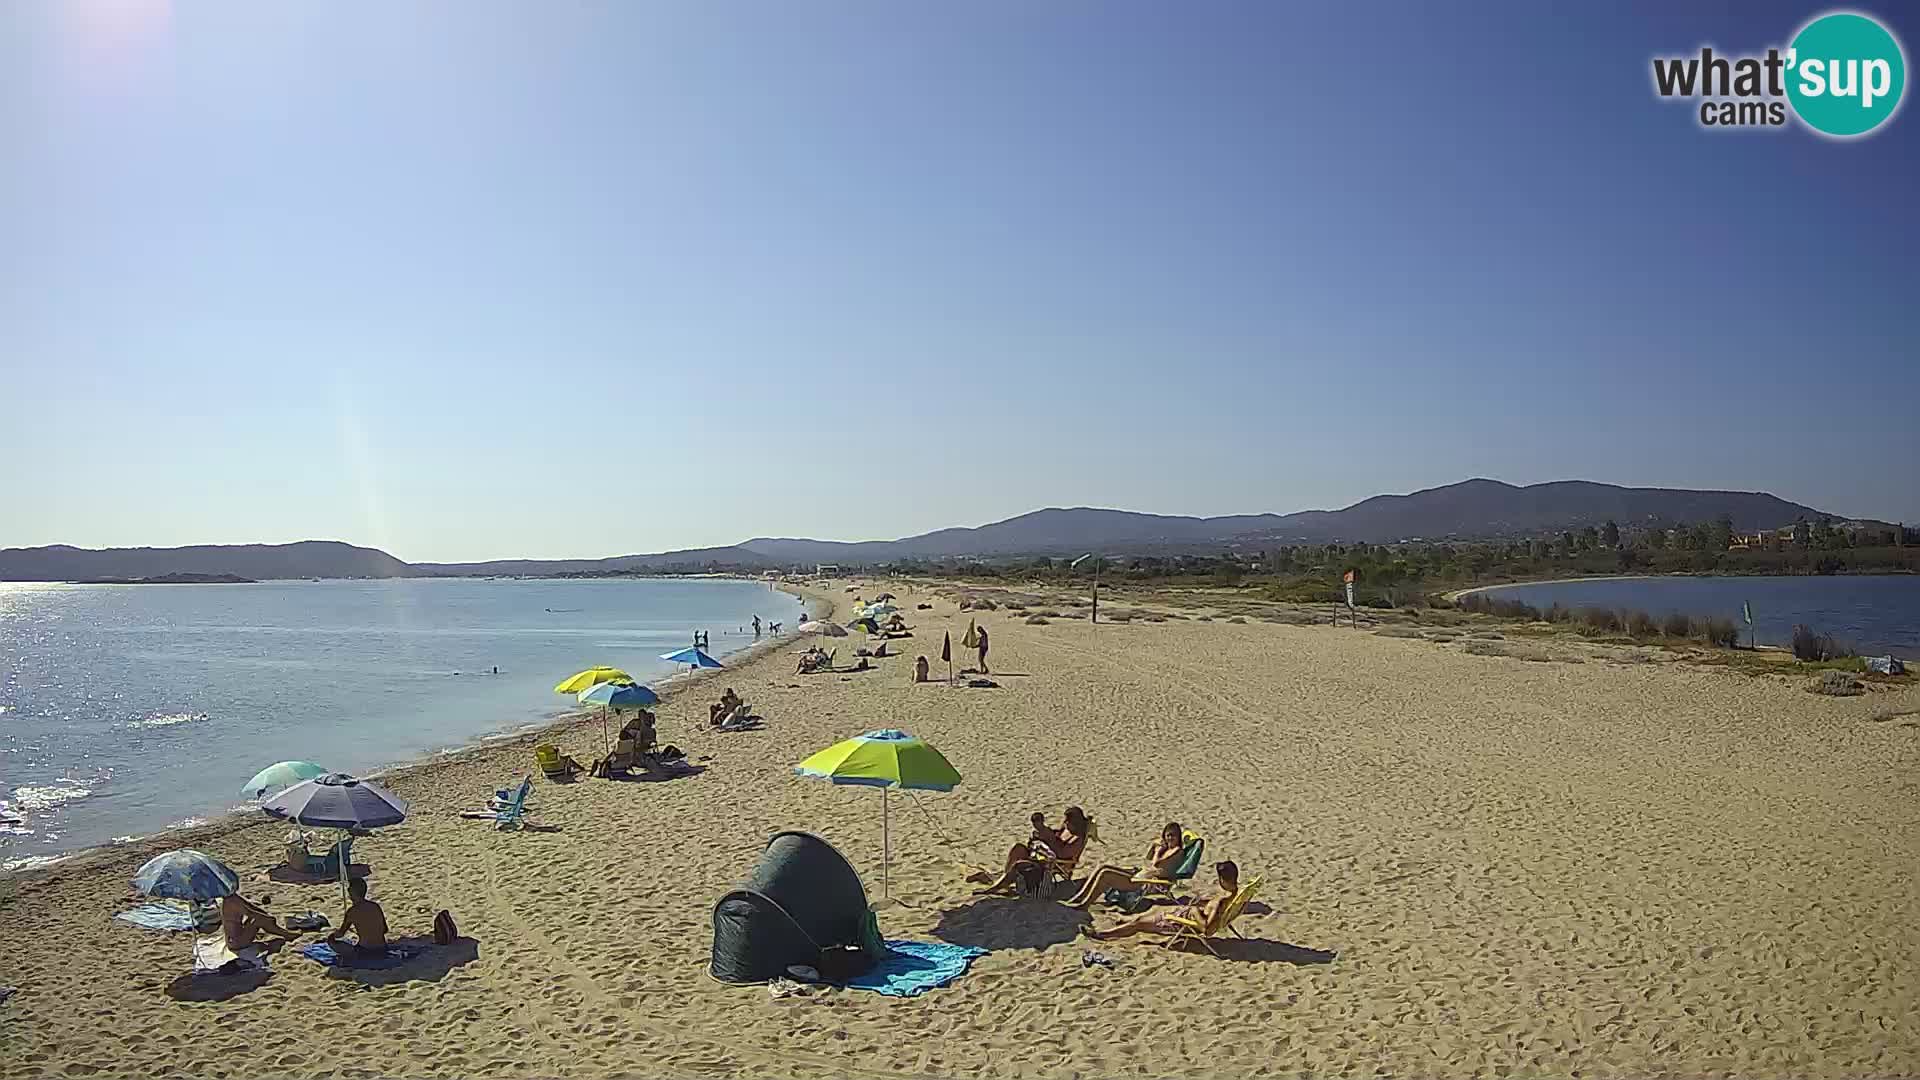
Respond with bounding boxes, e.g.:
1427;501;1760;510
1082;861;1239;942
1062;821;1187;909
969;806;1092;896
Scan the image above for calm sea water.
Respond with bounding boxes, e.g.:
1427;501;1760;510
0;577;804;868
1482;575;1920;656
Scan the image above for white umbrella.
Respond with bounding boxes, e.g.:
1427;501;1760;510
797;619;849;638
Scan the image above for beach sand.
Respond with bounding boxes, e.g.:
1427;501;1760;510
3;580;1917;1078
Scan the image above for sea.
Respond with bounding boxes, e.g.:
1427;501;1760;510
0;577;807;870
1478;575;1920;657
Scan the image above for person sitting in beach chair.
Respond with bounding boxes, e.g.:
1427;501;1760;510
283;828;354;878
619;711;658;755
709;689;744;727
535;743;585;781
1081;861;1248;946
970;807;1093;897
1063;821;1188;909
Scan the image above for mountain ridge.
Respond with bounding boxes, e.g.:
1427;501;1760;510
0;479;1846;580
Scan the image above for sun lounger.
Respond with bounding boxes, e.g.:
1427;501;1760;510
534;743;581;781
1162;876;1261;956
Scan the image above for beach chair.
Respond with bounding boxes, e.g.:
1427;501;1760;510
493;777;532;831
1033;819;1098;899
1136;831;1204;898
534;744;579;781
1162;876;1261;957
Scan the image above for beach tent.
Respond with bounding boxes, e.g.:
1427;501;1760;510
709;831;869;983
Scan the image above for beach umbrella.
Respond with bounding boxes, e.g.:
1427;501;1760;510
797;619;849;638
132;849;239;902
263;774;409;902
863;603;899;617
961;619;979;649
875;592;896;601
240;760;328;799
795;729;961;904
659;646;722;672
848;617;880;635
554;667;635;695
579;681;661;755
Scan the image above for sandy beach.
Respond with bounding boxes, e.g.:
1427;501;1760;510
3;578;1917;1079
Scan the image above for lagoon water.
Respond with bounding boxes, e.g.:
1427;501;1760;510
0;577;804;867
1482;574;1920;657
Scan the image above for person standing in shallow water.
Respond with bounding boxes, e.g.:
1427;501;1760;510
753;615;762;639
975;623;990;674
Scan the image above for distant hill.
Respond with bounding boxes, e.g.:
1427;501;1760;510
1;479;1840;580
0;541;412;582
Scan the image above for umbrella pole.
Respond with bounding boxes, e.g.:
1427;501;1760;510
338;828;350;906
881;786;891;904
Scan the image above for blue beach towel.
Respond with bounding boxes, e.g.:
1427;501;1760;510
114;902;196;932
296;941;427;970
842;940;987;997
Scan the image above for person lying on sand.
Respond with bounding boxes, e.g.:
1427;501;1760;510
1081;861;1238;942
222;893;296;950
326;877;390;954
1063;821;1187;909
970;806;1092;896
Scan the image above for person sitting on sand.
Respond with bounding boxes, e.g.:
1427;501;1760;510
1063;821;1187;909
970;806;1093;896
914;655;930;683
1082;861;1239;942
326;877;390;955
221;892;296;951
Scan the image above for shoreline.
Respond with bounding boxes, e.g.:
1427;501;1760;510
0;578;841;880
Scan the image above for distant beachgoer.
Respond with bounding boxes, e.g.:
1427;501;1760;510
914;656;929;683
976;624;990;674
491;666;498;675
753;615;762;638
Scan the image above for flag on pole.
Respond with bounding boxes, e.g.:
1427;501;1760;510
1343;569;1357;610
1742;600;1752;625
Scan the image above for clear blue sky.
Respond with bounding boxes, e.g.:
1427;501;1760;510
4;2;1915;561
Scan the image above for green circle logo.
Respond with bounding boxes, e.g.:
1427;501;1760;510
1787;12;1906;137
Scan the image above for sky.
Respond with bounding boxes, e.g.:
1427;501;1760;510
3;1;1916;561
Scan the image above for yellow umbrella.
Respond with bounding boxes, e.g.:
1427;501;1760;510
553;667;635;695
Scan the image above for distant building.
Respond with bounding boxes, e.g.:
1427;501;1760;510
815;564;839;577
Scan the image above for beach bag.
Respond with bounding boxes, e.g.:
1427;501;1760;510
1104;888;1151;914
433;909;458;946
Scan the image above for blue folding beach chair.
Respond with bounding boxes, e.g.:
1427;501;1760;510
493;777;532;831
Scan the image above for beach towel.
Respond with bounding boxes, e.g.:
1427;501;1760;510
192;934;267;975
296;941;427;970
114;902;196;932
841;940;986;997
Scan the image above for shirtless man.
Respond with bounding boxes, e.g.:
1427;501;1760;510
326;877;389;954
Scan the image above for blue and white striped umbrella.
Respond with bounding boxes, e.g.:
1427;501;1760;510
131;849;239;902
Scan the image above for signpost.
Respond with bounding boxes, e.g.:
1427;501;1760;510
1343;569;1358;627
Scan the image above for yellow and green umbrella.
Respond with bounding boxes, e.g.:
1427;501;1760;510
553;667;634;695
796;729;961;904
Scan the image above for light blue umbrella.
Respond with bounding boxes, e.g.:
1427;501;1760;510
660;646;722;671
240;760;329;799
579;681;662;755
132;849;239;902
578;682;660;708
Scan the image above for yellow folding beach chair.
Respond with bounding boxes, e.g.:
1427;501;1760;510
1163;875;1261;956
